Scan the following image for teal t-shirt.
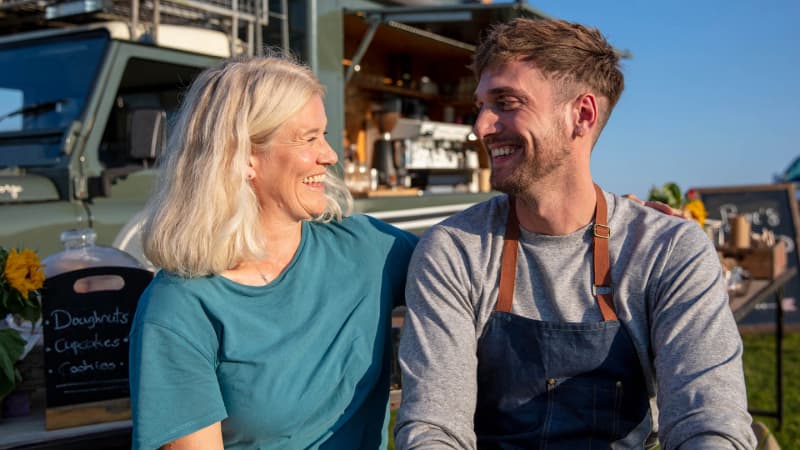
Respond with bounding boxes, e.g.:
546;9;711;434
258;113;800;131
129;215;418;449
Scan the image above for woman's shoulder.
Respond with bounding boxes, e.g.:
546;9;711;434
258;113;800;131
134;271;224;329
142;270;209;299
310;214;418;243
131;271;222;365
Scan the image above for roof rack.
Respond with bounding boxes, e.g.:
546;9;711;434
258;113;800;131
0;0;289;56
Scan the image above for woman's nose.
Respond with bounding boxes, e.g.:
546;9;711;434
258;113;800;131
320;140;338;166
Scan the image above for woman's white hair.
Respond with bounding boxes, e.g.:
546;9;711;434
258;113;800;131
142;54;353;277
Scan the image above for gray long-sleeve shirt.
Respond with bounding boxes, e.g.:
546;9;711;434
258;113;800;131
396;192;755;450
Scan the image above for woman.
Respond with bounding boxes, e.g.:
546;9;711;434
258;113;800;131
129;55;418;449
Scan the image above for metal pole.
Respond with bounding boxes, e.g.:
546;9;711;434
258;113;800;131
232;0;239;56
281;0;289;53
776;285;784;430
153;0;160;44
306;0;317;73
247;22;254;56
254;0;263;55
130;0;139;40
345;18;379;83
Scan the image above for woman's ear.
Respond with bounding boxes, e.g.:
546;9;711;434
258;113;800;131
246;154;258;181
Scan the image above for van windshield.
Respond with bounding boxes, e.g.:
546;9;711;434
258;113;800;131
0;31;107;168
0;32;107;136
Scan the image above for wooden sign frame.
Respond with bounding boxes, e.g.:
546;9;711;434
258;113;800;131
42;266;152;430
694;183;800;325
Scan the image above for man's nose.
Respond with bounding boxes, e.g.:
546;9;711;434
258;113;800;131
473;107;502;139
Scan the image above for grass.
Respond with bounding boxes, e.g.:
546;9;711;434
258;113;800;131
388;409;396;450
386;332;799;449
743;331;800;448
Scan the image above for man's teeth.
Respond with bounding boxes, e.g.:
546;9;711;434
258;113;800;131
303;174;326;184
491;147;516;157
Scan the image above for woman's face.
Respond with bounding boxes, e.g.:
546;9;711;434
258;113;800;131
250;94;337;223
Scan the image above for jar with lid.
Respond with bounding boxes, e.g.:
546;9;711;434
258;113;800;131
41;228;146;292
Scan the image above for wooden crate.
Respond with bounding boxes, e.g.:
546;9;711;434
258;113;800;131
719;240;787;279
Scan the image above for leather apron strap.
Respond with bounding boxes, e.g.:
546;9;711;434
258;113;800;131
495;184;617;321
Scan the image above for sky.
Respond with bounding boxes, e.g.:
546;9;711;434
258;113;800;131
520;0;800;199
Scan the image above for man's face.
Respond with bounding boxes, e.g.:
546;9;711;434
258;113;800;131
473;60;573;195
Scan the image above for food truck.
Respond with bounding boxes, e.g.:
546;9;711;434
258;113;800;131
0;0;546;264
0;0;547;446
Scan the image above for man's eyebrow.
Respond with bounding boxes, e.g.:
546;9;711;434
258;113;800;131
490;87;526;96
474;87;528;103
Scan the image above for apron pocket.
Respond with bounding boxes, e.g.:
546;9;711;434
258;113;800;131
544;376;631;449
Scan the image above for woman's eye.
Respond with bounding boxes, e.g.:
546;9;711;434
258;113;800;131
307;131;328;143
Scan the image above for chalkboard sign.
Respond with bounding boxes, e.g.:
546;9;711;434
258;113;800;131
695;183;800;327
41;266;152;429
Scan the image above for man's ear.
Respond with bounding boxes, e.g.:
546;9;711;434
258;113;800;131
572;93;598;138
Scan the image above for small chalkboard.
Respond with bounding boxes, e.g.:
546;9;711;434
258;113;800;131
694;183;800;328
41;266;153;430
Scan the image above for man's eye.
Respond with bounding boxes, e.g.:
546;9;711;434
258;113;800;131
496;98;519;110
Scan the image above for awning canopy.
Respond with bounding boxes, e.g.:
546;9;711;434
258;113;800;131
345;2;549;49
343;2;549;82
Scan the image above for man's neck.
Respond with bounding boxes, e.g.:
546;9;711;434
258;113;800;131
514;178;598;236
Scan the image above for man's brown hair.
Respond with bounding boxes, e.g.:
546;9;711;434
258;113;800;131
471;18;624;127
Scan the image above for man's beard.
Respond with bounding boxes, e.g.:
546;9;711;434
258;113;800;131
491;122;571;195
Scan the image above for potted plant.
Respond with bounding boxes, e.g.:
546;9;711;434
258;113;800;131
0;246;45;415
648;182;708;227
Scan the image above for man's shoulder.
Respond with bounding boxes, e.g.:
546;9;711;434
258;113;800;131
411;195;506;263
432;194;507;235
609;192;714;259
611;193;702;234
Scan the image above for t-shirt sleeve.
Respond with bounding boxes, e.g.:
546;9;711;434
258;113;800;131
395;225;479;449
363;215;419;309
129;320;227;449
648;222;756;449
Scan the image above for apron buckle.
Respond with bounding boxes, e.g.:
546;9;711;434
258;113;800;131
593;223;611;239
592;284;613;296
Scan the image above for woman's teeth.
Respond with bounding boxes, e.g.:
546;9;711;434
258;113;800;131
303;174;325;184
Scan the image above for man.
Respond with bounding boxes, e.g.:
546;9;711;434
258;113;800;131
395;18;755;450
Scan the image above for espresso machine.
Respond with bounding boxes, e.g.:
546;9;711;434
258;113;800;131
371;97;404;187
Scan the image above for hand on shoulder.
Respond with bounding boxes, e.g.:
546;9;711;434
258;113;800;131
623;194;690;219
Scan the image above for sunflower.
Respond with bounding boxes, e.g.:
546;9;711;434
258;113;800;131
683;199;708;227
3;248;45;300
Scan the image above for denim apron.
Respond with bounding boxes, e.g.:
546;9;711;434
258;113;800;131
475;185;652;449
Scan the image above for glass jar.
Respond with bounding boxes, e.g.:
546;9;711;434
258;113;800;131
41;228;146;293
42;228;143;278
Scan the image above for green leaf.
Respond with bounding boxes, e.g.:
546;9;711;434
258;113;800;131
663;182;683;209
648;186;670;204
17;298;41;324
0;328;25;399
